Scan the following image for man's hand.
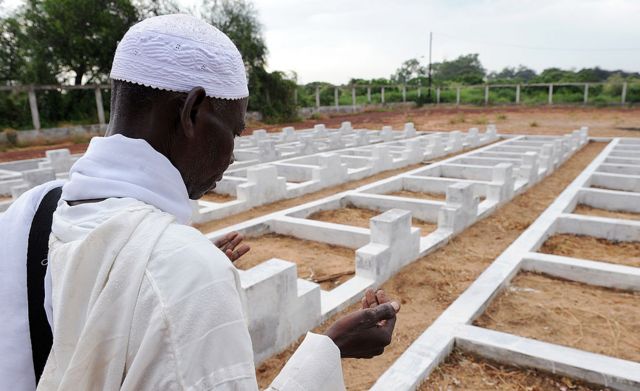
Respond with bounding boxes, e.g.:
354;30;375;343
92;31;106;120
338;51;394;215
325;288;400;358
214;232;250;262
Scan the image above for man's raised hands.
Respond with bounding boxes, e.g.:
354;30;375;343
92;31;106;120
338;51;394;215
214;231;250;262
324;288;400;358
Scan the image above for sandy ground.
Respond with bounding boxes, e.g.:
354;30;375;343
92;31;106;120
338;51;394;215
194;162;427;233
540;233;640;267
233;233;355;290
255;142;607;390
419;349;610;391
201;192;236;203
573;204;640;221
475;272;640;363
2;106;637;162
194;143;491;235
387;189;446;200
307;206;436;236
255;106;640;138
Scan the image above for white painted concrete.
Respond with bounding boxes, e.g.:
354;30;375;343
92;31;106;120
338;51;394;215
374;137;640;390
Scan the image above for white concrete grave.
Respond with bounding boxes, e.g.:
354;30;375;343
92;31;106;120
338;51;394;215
201;128;587;367
374;136;640;391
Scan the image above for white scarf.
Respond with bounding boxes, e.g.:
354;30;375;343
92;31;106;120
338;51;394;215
62;134;192;224
39;204;174;390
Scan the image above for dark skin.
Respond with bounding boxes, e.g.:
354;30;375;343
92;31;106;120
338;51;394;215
105;80;400;358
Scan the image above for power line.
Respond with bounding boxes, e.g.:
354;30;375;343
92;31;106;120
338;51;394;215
436;32;640;52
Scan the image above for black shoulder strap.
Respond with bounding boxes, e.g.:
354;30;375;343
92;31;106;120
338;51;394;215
26;186;62;383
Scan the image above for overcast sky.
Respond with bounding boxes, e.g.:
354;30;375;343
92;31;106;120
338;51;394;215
3;0;639;84
251;0;640;84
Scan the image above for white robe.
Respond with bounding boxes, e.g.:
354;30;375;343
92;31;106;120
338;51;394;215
0;180;65;391
2;135;345;390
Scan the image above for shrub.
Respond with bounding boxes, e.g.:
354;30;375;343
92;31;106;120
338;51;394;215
5;128;18;146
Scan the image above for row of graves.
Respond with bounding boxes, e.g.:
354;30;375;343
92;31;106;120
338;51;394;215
0;122;431;212
374;137;640;390
201;127;590;366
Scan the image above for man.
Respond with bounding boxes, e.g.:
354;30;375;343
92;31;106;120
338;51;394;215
0;14;400;390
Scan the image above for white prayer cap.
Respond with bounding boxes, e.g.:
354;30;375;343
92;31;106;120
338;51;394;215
110;14;248;100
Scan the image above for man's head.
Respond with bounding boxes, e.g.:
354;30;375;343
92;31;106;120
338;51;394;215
107;14;248;199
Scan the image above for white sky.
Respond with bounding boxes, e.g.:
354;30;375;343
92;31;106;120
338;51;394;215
251;0;640;84
3;0;640;85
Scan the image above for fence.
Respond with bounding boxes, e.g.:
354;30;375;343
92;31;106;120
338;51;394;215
1;81;638;132
297;81;639;110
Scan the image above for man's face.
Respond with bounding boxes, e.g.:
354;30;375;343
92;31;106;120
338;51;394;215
181;97;248;199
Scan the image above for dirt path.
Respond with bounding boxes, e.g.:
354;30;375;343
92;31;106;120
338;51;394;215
254;142;606;390
475;272;640;362
2;106;637;162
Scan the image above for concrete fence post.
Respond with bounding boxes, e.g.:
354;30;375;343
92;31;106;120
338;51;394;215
484;85;489;105
351;87;356;112
334;87;339;108
294;88;298;105
402;85;406;102
548;84;553;105
515;84;520;104
28;87;41;130
381;87;385;104
315;86;320;108
622;82;627;105
436;87;440;104
456;87;461;105
583;83;589;104
417;86;421;97
367;86;371;103
94;86;105;125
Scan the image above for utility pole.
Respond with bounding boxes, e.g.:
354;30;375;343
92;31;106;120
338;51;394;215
427;31;433;102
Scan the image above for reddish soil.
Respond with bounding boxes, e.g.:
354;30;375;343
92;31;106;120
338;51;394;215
420;349;611;390
3;105;637;162
475;272;640;362
201;192;236;203
255;142;606;390
307;205;436;236
253;106;640;138
573;204;640;221
234;233;355;290
0;142;88;162
387;189;446;200
540;233;640;267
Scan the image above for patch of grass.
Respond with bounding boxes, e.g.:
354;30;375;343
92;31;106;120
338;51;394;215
71;133;92;144
449;113;466;125
474;116;488;125
529;121;539;127
496;114;507;120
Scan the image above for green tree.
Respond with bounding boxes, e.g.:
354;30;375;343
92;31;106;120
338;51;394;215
391;58;426;84
432;54;485;85
487;65;536;83
0;16;25;83
10;0;139;85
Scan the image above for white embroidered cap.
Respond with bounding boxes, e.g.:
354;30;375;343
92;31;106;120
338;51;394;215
110;14;248;100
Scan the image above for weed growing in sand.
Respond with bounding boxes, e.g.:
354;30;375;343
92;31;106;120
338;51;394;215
496;114;507;120
475;117;488;125
449;114;466;125
530;121;539;127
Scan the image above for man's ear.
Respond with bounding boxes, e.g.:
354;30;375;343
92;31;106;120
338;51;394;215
180;86;207;139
